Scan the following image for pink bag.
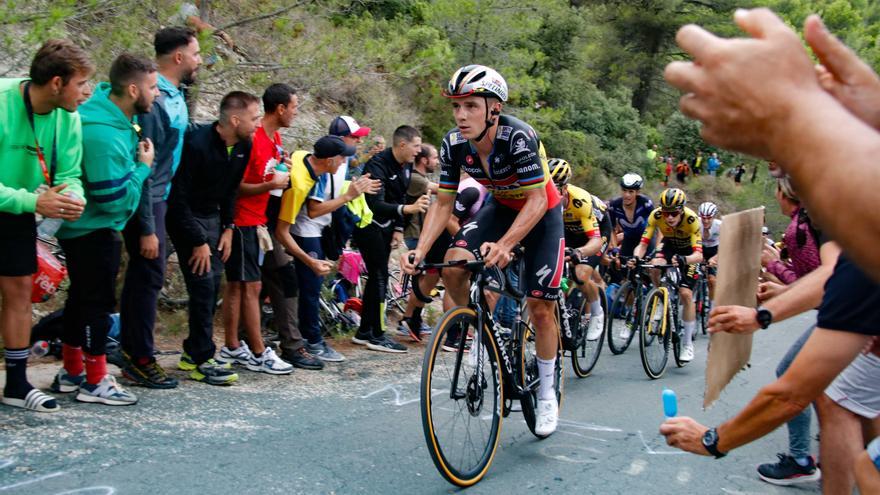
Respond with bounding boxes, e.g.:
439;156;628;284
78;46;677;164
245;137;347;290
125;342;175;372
338;250;364;285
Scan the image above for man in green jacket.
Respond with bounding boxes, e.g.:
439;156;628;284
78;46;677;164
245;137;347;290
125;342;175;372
53;53;158;407
0;40;93;413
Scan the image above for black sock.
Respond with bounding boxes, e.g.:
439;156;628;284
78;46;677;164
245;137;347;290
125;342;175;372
4;347;33;398
412;307;423;320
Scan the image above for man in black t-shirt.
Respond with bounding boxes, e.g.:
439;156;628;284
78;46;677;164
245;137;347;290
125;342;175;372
660;253;880;482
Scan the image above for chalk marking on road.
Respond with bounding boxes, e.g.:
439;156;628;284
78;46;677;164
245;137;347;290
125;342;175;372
557;418;622;432
556;428;608;443
361;384;429;406
676;466;692;484
54;487;116;495
0;471;66;491
539;445;601;464
624;459;647;476
0;459;13;470
637;430;687;455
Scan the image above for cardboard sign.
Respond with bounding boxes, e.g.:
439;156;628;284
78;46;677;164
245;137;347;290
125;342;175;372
704;207;764;408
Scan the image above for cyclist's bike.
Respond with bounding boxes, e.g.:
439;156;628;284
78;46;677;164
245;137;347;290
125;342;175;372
606;256;650;355
562;249;605;377
692;262;711;336
413;251;563;487
639;261;689;379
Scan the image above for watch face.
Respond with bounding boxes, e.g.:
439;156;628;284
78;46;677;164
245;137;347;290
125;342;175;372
703;428;717;446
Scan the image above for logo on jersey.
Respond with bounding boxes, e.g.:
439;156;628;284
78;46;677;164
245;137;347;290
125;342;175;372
497;126;513;141
465;155;474;165
449;132;466;145
512;138;529;155
454;201;465;212
440;141;450;163
455;240;468;247
531;290;544;298
572;199;584;209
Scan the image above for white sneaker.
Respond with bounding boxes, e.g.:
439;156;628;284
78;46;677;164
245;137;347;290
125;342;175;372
218;340;254;366
619;326;633;340
586;315;604;341
535;398;559;436
680;342;695;363
246;347;293;375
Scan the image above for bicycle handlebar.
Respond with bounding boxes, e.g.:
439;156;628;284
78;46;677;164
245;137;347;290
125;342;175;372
410;250;525;303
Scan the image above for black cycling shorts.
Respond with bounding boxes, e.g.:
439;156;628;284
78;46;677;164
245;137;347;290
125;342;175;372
0;213;37;277
657;245;698;291
451;197;564;301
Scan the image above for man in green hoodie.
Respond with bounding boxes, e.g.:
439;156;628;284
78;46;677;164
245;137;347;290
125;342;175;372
53;53;158;406
0;40;93;413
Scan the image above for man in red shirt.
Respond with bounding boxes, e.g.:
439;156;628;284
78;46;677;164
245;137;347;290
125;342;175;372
216;83;301;374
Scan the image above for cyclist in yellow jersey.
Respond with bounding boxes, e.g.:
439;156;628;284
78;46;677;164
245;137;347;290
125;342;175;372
632;188;703;362
549;159;606;341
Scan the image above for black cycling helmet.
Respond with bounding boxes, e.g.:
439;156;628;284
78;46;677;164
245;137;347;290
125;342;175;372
659;188;687;211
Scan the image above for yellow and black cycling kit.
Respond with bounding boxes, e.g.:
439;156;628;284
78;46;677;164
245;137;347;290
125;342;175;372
640;206;703;255
562;185;601;246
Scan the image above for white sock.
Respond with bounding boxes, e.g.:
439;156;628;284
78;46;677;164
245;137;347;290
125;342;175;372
590;299;603;316
537;357;556;401
682;320;695;345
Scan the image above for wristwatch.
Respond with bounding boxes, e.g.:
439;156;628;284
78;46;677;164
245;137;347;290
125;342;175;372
756;306;773;330
702;427;726;459
223;223;236;231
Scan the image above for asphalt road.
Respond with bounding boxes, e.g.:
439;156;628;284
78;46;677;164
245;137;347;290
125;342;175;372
0;311;823;494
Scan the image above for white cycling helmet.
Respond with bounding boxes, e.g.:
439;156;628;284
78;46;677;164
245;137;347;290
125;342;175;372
699;201;718;218
620;173;644;189
443;65;508;102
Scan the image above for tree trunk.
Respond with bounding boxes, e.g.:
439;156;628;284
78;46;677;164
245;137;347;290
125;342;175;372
631;28;664;116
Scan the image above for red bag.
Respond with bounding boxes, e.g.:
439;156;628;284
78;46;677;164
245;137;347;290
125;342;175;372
32;241;66;303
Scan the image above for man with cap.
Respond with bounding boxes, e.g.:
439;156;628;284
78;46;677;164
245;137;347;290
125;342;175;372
274;132;379;364
328;115;370;179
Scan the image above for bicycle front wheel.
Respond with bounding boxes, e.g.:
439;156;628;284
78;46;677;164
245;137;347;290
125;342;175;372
421;307;503;487
607;282;637;355
639;287;670;379
697;281;710;336
569;289;604;378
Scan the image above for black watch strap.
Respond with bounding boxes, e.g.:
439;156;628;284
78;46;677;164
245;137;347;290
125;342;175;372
702;427;726;459
756;306;773;329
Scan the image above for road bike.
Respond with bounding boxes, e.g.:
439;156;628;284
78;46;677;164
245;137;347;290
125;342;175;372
413;250;563;487
639;261;688;379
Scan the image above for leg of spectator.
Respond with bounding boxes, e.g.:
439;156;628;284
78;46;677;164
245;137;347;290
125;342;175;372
222;282;243;348
815;393;863;495
293;235;324;346
1;275;40;397
241;281;264;355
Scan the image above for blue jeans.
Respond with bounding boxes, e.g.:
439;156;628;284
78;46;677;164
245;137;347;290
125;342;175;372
293;235;324;346
494;269;520;328
777;325;815;458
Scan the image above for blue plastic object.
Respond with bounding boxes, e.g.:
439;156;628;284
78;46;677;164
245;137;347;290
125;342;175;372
662;388;678;418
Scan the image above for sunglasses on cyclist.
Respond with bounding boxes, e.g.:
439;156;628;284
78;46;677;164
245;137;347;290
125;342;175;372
661;210;682;218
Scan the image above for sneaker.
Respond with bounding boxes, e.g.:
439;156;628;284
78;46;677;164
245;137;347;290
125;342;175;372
586;314;604;341
246;347;294;375
218;340;254;366
442;339;471;353
307;342;346;363
191;359;239;385
619;326;633;341
680;342;695;363
351;333;371;346
757;454;821;486
178;352;197;371
420;321;433;336
282;348;325;370
51;368;86;393
2;388;60;413
397;319;421;342
76;375;138;406
366;334;408;353
121;356;179;389
535;398;559;436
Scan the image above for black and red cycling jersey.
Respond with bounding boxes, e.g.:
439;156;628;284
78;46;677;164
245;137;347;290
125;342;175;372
438;115;560;211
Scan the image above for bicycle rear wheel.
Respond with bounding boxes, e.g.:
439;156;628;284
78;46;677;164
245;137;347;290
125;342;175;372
421;307;503;487
639;287;670;379
697;281;710;335
569;290;604;378
607;282;637;355
519;317;564;439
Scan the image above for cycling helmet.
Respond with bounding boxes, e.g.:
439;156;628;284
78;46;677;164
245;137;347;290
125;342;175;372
698;201;718;218
443;65;508;102
620;173;644;189
548;158;572;187
659;188;687;211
